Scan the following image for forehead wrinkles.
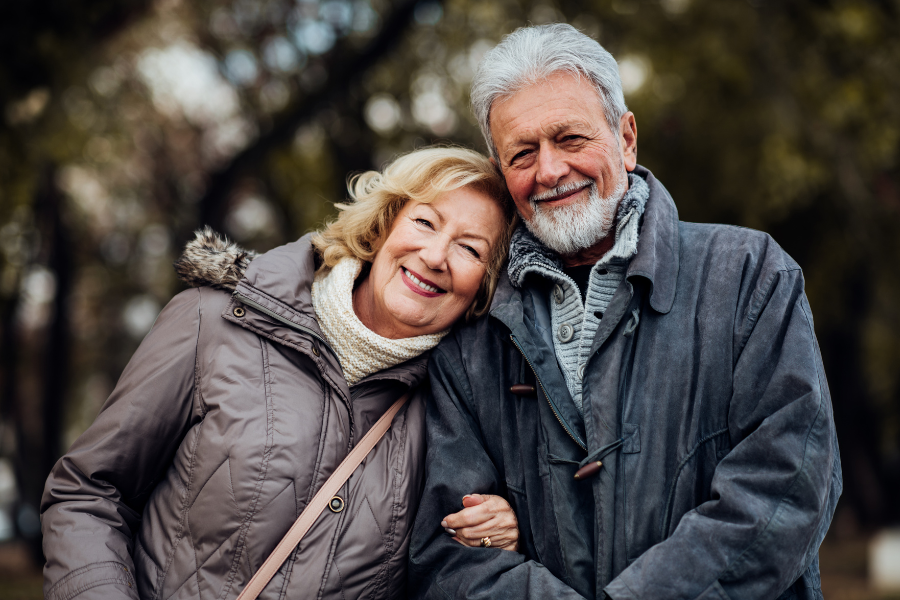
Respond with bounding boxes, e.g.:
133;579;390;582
542;119;592;137
493;100;602;150
492;72;607;132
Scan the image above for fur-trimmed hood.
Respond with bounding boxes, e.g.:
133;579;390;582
173;227;258;291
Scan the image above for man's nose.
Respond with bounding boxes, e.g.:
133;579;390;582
534;146;569;189
419;235;450;271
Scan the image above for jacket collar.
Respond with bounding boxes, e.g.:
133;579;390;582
174;230;429;387
495;165;679;317
627;165;679;314
236;234;324;335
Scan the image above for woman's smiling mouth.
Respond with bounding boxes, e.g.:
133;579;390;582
402;267;446;296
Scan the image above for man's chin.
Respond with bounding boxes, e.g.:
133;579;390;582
525;207;614;255
523;215;613;256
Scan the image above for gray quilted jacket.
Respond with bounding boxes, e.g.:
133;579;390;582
41;233;428;600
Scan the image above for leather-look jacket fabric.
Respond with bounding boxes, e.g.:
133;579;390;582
41;235;428;600
409;166;841;600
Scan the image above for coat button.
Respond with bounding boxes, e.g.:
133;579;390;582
233;306;245;318
578;363;586;380
329;495;345;513
557;323;574;343
553;284;565;304
574;461;603;480
312;346;320;357
510;384;537;396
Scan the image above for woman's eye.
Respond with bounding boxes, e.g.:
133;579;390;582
462;245;481;259
415;218;433;229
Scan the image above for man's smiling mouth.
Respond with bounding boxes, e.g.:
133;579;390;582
402;267;446;294
530;180;593;204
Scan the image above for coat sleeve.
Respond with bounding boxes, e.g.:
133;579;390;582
605;267;842;600
408;341;586;600
41;288;204;600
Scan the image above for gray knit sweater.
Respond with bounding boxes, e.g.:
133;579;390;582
507;172;649;416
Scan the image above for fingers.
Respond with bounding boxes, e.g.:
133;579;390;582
454;514;518;544
442;494;520;552
442;495;513;529
451;519;519;552
453;523;518;551
461;494;486;508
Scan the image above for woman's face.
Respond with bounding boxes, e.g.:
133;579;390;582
355;186;505;339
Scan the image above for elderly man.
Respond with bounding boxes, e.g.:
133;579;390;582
408;23;841;600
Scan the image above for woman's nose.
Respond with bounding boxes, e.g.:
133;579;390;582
419;236;450;271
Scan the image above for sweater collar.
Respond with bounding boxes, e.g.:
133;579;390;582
311;257;446;386
496;165;679;316
507;171;649;286
237;238;431;386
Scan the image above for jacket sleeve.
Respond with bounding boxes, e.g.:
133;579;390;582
605;267;842;600
41;288;204;600
408;341;586;600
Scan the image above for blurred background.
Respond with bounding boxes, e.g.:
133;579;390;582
1;0;899;597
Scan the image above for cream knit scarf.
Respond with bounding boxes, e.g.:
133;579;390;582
311;257;447;386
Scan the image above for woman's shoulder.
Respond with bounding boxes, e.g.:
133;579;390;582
173;228;321;305
173;226;260;292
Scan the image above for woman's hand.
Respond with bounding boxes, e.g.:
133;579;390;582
440;494;519;552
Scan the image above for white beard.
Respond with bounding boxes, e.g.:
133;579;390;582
523;175;628;256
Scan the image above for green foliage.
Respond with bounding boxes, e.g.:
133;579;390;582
1;0;898;530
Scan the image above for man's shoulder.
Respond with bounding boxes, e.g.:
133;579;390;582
436;308;506;358
677;220;800;273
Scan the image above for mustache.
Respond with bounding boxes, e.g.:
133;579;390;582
529;180;594;204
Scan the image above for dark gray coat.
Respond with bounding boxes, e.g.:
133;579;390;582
408;166;841;600
41;234;428;600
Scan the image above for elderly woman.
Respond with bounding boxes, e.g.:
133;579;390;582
41;147;519;600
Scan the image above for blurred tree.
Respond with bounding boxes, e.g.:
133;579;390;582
194;0;426;232
0;0;898;572
0;0;155;561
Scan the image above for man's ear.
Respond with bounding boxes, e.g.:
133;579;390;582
620;112;638;171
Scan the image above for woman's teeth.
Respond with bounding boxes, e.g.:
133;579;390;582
404;268;442;293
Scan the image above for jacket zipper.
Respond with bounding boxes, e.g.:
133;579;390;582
510;335;587;451
232;291;338;360
233;291;357;454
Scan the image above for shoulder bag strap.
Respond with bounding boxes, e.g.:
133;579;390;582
236;390;413;600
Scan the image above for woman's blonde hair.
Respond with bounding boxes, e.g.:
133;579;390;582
311;146;516;320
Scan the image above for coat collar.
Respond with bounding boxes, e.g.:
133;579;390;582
174;230;429;387
627;165;679;314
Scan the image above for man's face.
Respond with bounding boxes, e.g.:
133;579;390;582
489;71;637;254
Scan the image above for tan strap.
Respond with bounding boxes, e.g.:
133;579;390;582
236;391;412;600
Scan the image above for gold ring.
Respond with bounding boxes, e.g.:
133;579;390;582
480;536;491;548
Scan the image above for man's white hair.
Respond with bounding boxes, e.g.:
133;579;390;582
471;23;628;161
